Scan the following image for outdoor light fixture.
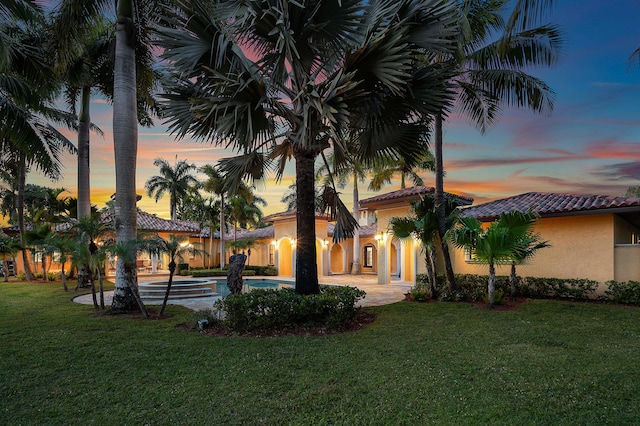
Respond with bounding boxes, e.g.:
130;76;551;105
374;233;381;241
271;240;277;246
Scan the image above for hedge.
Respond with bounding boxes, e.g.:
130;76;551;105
419;273;600;302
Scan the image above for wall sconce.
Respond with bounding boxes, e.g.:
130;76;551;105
322;239;329;247
271;240;277;246
374;233;381;241
291;238;296;248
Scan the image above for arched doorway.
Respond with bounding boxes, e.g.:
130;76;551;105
279;238;292;276
390;239;400;277
330;243;344;274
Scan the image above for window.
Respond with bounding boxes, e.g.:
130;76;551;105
364;245;374;267
464;247;481;263
268;244;275;266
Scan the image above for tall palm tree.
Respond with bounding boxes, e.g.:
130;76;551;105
368;149;436;191
433;0;564;293
145;157;199;221
1;3;77;280
157;0;462;294
228;194;265;243
200;164;255;269
49;15;113;221
52;0;160;312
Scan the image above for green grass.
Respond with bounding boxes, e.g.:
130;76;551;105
2;282;640;425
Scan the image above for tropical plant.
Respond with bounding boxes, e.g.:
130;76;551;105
280;183;323;212
71;214;112;291
448;209;549;308
200;164;255;269
157;0;462;294
390;194;460;297
147;234;204;316
0;233;21;282
145;157;199;220
177;192;220;268
0;4;77;281
48;14;114;221
228;193;266;242
368;148;436;191
498;210;550;300
51;0;161;313
432;0;564;293
44;232;74;292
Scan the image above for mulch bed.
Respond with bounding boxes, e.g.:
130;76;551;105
404;292;530;311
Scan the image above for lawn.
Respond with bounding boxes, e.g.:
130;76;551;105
1;281;639;425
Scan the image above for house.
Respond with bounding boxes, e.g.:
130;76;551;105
455;192;640;284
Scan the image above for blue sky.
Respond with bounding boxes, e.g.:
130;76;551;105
30;0;640;218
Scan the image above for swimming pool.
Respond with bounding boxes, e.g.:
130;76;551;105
212;278;295;297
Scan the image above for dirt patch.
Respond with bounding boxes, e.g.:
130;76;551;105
177;310;377;338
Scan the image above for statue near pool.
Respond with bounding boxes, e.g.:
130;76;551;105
227;253;247;294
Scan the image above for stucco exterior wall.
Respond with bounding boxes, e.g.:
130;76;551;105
452;214;616;283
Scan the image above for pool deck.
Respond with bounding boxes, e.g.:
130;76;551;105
73;274;413;310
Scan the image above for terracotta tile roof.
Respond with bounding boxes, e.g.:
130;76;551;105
263;209;330;222
461;192;640;221
359;186;473;208
100;211;199;233
328;222;377;237
192;225;275;240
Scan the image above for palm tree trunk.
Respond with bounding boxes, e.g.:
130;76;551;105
351;174;361;274
61;264;68;292
77;85;92;220
16;154;34;281
429;246;438;297
510;261;517;301
159;260;176;316
434;113;457;292
111;1;140;313
220;194;225;269
295;148;319;295
488;262;496;309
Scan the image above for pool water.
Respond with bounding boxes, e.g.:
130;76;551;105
212;278;294;297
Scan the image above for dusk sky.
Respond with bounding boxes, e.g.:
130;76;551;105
29;0;640;219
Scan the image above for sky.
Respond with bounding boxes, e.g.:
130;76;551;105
28;0;640;220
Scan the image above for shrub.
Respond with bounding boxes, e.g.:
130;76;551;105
519;277;598;300
213;285;366;332
16;273;26;281
483;290;505;305
602;280;640;305
191;269;256;277
410;288;429;302
47;272;58;282
244;265;278;276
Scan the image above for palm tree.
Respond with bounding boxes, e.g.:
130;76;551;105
44;233;74;291
368;149;436;191
49;15;113;220
145;157;199;221
1;4;77;280
228;194;266;242
157;0;462;294
317;148;373;275
280;183;323;212
497;210;550;300
433;0;564;293
177;192;220;269
148;234;204;316
200;164;255;269
0;234;21;282
390;195;460;297
51;0;160;312
448;209;549;308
